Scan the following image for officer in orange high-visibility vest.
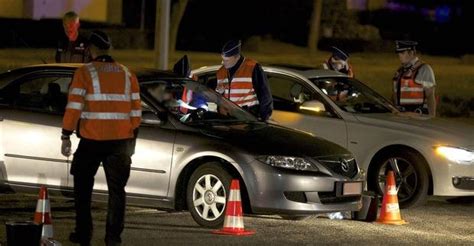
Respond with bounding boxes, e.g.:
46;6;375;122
215;40;273;121
60;30;141;246
393;40;436;117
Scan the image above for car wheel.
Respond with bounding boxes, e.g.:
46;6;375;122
368;149;429;208
186;163;232;228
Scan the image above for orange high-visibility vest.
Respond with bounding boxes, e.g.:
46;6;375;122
216;58;259;107
180;73;198;113
63;62;141;140
393;61;425;106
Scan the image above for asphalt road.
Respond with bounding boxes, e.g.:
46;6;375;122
0;193;473;245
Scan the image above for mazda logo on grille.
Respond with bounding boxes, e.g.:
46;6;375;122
341;159;350;172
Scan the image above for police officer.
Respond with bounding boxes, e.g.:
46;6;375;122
55;11;92;63
60;30;141;246
216;40;273;121
393;40;436;116
322;46;354;77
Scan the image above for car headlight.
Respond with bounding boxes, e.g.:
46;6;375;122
258;156;319;172
435;146;474;165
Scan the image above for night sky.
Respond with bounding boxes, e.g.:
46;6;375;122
1;0;474;55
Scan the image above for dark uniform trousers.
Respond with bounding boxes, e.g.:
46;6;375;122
71;138;134;244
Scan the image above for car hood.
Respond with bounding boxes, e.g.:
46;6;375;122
198;122;351;158
353;112;474;148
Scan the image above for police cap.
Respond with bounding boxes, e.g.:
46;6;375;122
395;40;418;53
221;40;241;57
89;30;111;50
331;46;349;61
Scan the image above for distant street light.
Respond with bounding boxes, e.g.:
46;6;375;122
154;0;170;70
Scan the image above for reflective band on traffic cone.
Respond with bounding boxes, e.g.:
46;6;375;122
34;185;54;238
213;179;255;236
376;171;408;225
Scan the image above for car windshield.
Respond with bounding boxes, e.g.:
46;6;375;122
310;77;398;114
141;79;259;125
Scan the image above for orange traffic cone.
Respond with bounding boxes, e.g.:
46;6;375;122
213;179;255;236
34;185;54;239
376;171;407;225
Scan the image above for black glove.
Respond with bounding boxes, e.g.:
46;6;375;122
61;139;71;157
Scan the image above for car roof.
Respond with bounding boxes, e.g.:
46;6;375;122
4;63;187;82
193;64;349;80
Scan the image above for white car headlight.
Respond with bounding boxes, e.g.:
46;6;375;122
259;156;319;172
435;146;474;165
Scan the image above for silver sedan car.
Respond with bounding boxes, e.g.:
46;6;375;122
0;64;363;228
193;65;474;208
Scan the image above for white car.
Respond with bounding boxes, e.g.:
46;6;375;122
193;65;474;208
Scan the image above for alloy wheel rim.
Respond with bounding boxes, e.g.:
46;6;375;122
192;174;227;221
377;157;418;203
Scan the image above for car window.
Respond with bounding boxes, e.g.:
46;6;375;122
267;73;336;118
197;72;217;90
14;76;71;114
312;77;396;114
142;79;258;126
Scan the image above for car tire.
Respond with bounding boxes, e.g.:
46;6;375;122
186;162;233;228
368;149;429;209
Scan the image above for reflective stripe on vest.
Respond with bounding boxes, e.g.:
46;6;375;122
81;112;130;120
86;63;101;94
70;88;86;96
85;64;132;102
130;110;142;117
131;93;140;100
85;94;130;101
121;64;131;96
399;98;424;104
66;102;83;110
216;58;259;107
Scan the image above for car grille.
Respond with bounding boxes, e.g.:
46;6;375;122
316;156;359;178
318;191;361;204
284;191;307;203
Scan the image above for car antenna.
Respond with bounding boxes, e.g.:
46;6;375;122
12;30;48;64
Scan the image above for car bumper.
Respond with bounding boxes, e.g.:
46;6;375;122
243;160;363;215
428;155;474;196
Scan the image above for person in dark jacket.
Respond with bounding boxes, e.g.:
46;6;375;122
55;11;92;63
215;40;273;121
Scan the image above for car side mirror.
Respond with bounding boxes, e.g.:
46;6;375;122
141;111;162;126
299;100;326;113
